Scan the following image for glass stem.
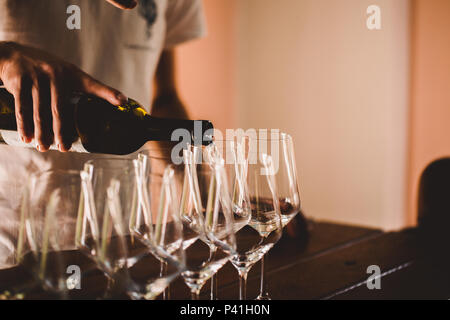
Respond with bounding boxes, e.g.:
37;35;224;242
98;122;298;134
211;274;218;300
238;270;248;300
191;290;200;300
210;246;218;300
160;261;170;300
258;255;270;298
104;275;115;298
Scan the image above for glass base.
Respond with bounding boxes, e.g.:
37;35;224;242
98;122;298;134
255;292;272;300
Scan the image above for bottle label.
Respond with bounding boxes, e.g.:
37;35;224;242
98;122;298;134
0;130;88;153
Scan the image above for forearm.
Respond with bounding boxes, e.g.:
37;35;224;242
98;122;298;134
0;41;14;56
151;91;189;119
152;49;190;119
0;42;16;80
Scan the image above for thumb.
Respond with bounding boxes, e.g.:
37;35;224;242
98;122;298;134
81;75;128;106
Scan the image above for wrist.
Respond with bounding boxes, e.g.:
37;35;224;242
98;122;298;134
0;41;17;79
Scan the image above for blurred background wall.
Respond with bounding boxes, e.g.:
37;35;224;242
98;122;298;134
408;0;450;226
176;0;238;133
175;0;450;230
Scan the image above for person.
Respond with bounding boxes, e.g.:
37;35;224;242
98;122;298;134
0;0;206;268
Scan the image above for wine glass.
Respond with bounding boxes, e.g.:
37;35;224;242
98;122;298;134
230;153;283;300
137;142;249;300
176;148;238;300
80;158;181;299
22;170;98;299
202;140;251;299
248;133;301;300
131;156;187;299
136;144;188;300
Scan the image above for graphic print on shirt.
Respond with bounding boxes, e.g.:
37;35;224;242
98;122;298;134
138;0;158;37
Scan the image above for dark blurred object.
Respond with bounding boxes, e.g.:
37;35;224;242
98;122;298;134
279;209;311;252
417;158;450;263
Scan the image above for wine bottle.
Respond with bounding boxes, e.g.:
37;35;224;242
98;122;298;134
0;88;214;155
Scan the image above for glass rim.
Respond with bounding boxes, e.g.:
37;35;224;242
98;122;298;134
138;148;185;161
85;157;135;163
84;157;137;170
30;168;82;179
245;132;292;141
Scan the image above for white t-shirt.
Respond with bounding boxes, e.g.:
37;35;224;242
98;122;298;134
0;0;206;269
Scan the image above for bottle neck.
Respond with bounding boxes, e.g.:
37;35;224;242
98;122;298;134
142;115;214;146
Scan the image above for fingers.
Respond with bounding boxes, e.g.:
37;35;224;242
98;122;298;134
32;74;53;152
1;42;130;153
7;61;127;153
49;77;70;152
13;76;33;143
17;69;127;153
105;0;138;9
47;66;76;152
81;74;128;106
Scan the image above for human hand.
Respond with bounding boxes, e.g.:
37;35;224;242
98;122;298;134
0;41;127;152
